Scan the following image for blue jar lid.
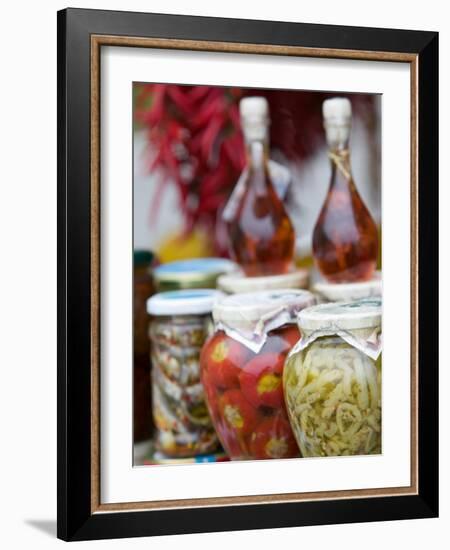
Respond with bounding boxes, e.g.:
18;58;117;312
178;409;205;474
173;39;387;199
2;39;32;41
153;258;236;289
147;289;224;316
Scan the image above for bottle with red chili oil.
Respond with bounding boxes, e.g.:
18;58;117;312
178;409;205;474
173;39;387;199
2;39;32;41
312;97;379;283
226;97;296;276
200;290;316;460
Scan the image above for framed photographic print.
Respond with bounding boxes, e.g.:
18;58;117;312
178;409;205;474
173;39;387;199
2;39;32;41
57;8;439;541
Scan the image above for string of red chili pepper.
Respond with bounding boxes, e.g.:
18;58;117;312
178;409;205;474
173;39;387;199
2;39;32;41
134;84;375;253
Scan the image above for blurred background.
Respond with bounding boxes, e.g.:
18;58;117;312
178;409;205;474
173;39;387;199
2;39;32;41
133;84;381;264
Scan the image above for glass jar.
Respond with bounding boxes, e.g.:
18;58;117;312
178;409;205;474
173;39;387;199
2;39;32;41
200;290;316;460
217;269;309;294
152;258;237;292
313;271;381;303
147;289;223;457
133;249;156;442
283;298;382;457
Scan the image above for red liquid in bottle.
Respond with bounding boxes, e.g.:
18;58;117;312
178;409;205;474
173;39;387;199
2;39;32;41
228;142;295;276
312;149;378;283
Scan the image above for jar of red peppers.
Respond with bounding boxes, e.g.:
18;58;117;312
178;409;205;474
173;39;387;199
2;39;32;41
200;290;316;460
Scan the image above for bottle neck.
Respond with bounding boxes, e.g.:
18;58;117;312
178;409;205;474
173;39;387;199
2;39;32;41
244;139;272;196
324;119;353;185
243;115;269;160
245;137;269;166
328;141;352;186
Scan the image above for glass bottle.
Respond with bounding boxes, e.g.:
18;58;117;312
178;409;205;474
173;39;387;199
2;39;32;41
312;98;378;283
227;97;295;277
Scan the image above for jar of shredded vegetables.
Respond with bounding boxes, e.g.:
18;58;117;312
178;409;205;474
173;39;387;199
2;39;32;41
283;298;382;457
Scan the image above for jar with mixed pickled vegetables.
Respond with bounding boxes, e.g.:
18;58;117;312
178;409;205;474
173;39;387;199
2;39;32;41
152;258;237;292
147;289;223;457
200;290;316;460
283;298;382;457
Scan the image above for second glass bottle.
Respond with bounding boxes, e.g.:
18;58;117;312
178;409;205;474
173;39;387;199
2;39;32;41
312;97;379;283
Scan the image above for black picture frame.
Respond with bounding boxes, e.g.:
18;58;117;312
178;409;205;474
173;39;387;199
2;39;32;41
57;7;438;541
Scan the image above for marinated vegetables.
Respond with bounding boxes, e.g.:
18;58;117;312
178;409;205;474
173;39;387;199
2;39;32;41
148;290;223;457
284;337;381;457
201;290;316;460
201;326;300;460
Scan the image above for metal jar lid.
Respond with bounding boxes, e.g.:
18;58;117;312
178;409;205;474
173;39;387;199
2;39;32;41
313;271;382;302
153;258;237;291
213;290;316;333
147;289;224;317
217;268;309;294
297;297;382;332
213;289;316;353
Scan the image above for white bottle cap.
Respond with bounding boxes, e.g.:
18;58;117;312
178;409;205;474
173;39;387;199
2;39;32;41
240;97;269;141
323;97;352;122
322;97;352;147
240;96;269;121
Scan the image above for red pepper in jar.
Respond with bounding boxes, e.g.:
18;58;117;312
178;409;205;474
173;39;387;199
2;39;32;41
201;290;315;460
260;326;301;356
281;325;301;349
249;415;299;459
239;353;285;409
201;333;251;390
201;369;220;420
219;389;260;436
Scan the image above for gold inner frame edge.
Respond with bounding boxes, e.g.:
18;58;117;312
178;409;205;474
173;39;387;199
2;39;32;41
90;35;419;514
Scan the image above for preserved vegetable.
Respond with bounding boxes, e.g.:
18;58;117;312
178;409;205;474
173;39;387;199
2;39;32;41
200;290;315;460
147;289;223;457
283;299;382;457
